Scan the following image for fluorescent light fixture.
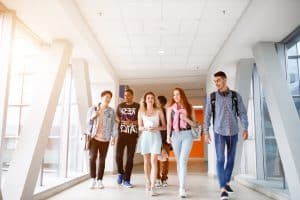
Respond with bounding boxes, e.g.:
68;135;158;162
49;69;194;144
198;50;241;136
193;105;204;109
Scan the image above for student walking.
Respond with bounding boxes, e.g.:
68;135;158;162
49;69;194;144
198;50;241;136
115;88;140;188
166;88;197;198
155;95;170;188
87;90;117;189
204;71;249;200
137;92;166;196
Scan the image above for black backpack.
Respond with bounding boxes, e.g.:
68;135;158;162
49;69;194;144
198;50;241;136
210;90;239;125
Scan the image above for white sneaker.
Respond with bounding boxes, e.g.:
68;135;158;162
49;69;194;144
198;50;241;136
89;179;97;189
97;180;104;189
150;188;159;196
155;180;162;187
162;180;168;187
179;188;187;198
145;179;151;191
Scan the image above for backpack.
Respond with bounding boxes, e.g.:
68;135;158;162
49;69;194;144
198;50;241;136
84;104;99;150
210;90;239;125
86;103;101;135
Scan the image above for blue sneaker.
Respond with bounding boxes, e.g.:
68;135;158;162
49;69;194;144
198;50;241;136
117;174;123;185
122;180;133;188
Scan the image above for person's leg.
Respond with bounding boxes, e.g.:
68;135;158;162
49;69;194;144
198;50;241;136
89;139;98;179
156;160;161;180
97;141;110;181
116;135;126;175
214;133;226;189
224;134;238;185
161;144;170;181
178;132;193;189
143;154;151;190
171;132;182;184
150;154;159;190
124;137;137;182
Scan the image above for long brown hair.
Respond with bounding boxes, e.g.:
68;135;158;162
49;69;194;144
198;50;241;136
140;91;158;113
169;88;192;119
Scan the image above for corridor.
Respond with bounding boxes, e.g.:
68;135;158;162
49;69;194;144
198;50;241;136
48;160;272;200
0;1;299;200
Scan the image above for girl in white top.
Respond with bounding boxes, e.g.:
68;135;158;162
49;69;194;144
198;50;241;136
137;92;166;196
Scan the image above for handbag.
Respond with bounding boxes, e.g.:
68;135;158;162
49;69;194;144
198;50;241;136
191;122;202;139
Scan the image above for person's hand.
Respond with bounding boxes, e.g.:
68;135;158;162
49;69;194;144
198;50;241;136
180;113;187;121
205;134;212;144
110;138;116;145
148;126;156;132
167;135;171;144
242;131;248;141
91;111;98;119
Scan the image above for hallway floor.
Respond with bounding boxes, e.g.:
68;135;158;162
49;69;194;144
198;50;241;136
47;160;273;200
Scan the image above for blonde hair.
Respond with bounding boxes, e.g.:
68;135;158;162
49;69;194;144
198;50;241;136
139;91;159;114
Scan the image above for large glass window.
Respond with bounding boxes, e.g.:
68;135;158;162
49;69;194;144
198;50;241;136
252;67;285;186
261;98;283;179
2;27;41;172
286;40;300;116
1;24;88;193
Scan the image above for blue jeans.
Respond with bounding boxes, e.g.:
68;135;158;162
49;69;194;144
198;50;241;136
171;130;193;188
214;133;238;188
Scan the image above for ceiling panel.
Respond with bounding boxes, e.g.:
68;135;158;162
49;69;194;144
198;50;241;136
120;1;161;20
143;20;180;35
163;0;206;20
75;0;250;84
161;35;194;47
147;47;175;56
130;35;160;47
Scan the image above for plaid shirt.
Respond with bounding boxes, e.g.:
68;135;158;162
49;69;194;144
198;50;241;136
204;90;248;136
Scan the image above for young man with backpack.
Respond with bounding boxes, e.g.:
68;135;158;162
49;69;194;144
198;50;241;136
86;90;117;189
204;71;249;200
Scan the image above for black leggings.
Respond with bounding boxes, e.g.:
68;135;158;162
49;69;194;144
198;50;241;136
89;139;109;180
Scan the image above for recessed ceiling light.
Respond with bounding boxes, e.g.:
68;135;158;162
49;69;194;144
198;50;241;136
158;50;165;55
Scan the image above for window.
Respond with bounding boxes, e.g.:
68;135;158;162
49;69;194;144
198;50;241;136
2;27;42;171
1;24;88;192
252;67;285;185
285;27;300;116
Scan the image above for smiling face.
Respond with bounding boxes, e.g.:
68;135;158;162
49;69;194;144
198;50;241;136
101;94;112;106
124;91;133;104
173;89;181;103
145;94;155;106
214;76;227;91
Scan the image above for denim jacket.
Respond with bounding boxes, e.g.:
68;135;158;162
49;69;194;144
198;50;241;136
86;105;118;140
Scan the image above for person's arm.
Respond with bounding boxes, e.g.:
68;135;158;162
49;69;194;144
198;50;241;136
87;106;98;122
115;104;121;124
180;108;197;127
204;95;212;135
86;106;96;135
138;111;147;131
151;109;166;131
237;93;249;140
110;110;117;145
204;95;212;143
166;108;172;144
